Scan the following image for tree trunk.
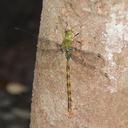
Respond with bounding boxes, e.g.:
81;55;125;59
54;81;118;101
30;0;128;128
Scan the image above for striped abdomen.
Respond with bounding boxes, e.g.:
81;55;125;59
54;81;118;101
66;59;72;113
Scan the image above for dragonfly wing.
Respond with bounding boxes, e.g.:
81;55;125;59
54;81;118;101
71;48;105;70
36;37;64;68
37;37;62;51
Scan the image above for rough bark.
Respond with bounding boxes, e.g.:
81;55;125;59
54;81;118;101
30;0;128;128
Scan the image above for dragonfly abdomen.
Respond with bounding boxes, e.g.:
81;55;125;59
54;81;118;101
66;60;72;113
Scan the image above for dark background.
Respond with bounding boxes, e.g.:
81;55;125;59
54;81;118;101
0;0;42;127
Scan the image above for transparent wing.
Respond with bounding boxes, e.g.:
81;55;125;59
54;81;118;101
71;48;105;70
37;37;62;51
37;37;106;72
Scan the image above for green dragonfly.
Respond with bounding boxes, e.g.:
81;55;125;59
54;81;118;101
15;27;107;117
37;29;107;116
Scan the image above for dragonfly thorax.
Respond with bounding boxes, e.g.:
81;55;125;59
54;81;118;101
61;29;74;61
62;30;74;49
65;30;74;41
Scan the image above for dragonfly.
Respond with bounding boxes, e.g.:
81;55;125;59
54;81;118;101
38;29;107;117
15;27;107;117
